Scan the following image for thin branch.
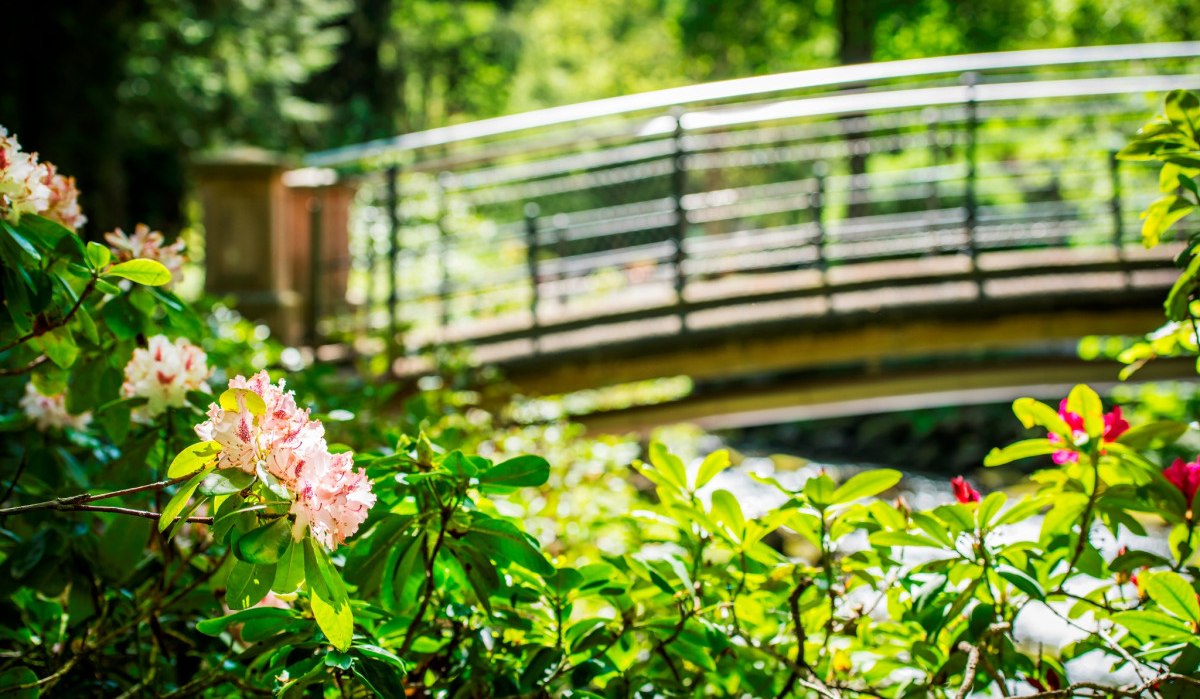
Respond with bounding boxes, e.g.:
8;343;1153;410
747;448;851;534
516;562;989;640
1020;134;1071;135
398;503;453;656
0;653;81;695
68;504;213;524
954;623;1011;699
0;472;200;518
0;355;48;376
1024;672;1200;699
0;449;29;507
0;277;98;355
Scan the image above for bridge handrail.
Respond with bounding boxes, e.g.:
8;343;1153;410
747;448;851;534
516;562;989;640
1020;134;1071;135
305;42;1200;168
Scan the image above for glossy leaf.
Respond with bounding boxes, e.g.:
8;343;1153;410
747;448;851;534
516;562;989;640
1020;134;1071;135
158;465;214;532
830;469;902;505
167;440;221;478
103;259;171;286
236;518;293;565
479;455;550;489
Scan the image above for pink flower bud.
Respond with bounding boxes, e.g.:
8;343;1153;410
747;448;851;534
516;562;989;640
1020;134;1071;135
951;476;981;504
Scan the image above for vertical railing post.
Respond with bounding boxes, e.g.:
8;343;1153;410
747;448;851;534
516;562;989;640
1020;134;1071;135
524;202;541;349
1109;150;1125;255
554;215;569;311
386;166;401;358
306;191;324;346
436;172;453;338
924;107;941;214
812;161;828;276
671;110;689;332
962;71;983;297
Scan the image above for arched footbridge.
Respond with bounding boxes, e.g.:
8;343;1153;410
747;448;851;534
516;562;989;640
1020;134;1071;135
282;43;1200;424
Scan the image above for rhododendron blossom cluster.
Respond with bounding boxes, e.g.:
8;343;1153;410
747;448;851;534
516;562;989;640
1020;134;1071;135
122;335;210;417
195;371;375;550
19;383;91;432
1164;456;1200;507
106;224;186;282
0;127;85;230
1048;398;1129;464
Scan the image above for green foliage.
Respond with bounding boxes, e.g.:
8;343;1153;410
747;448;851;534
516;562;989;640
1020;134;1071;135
8;97;1200;697
1088;90;1200;377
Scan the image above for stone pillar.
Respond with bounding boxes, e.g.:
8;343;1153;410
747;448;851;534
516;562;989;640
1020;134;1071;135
192;149;355;346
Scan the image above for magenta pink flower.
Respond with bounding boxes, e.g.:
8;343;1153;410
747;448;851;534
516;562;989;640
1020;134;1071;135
1164;457;1200;507
1048;399;1129;464
951;476;981;504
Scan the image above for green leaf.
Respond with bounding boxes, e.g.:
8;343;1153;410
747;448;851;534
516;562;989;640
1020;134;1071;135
167;440;222;478
0;666;39;699
237;518;294;565
1145;571;1200;623
1112;610;1194;642
994;496;1045;527
38;327;78;369
103;259;171;286
219;388;267;417
1;220;43;262
1110;549;1170;573
830;469;902;505
1066;385;1103;439
1117;421;1188;450
158;465;214;532
304;538;353;651
1165;253;1200;321
225;560;276;610
94;277;121;296
199;468;256;496
464;515;553;576
997;565;1044;600
710;489;745;539
85;241;110;269
983;439;1058;467
648;442;688;491
196;607;296;636
479;454;550;489
1165;89;1200;139
1141;194;1193;248
272;536;307;593
805;473;836;509
1012;397;1072;436
868;531;944;549
694;449;731;489
976;491;1007;529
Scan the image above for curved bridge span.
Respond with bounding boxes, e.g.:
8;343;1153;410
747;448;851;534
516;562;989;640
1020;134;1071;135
280;43;1200;417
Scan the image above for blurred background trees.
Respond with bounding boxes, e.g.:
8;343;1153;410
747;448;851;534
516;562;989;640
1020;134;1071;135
1;0;1196;238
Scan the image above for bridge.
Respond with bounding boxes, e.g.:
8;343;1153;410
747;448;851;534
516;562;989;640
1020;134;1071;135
200;43;1200;427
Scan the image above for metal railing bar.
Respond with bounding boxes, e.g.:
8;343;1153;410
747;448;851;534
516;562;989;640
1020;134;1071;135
306;42;1200;167
682;74;1200;132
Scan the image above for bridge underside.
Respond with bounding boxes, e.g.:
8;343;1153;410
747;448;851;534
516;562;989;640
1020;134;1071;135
497;283;1189;432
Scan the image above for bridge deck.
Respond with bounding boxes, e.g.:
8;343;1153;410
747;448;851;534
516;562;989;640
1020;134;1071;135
393;243;1179;383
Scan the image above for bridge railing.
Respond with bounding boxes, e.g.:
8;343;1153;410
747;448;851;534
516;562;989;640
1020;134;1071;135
301;43;1200;358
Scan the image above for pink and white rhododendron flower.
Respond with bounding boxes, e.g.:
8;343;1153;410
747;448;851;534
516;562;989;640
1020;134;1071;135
105;224;186;282
0;127;85;230
290;447;377;551
122;335;210;417
39;162;85;231
19;383;91;432
194;371;375;550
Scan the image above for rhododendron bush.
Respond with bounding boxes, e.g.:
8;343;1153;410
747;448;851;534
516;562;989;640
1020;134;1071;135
3;98;1200;697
